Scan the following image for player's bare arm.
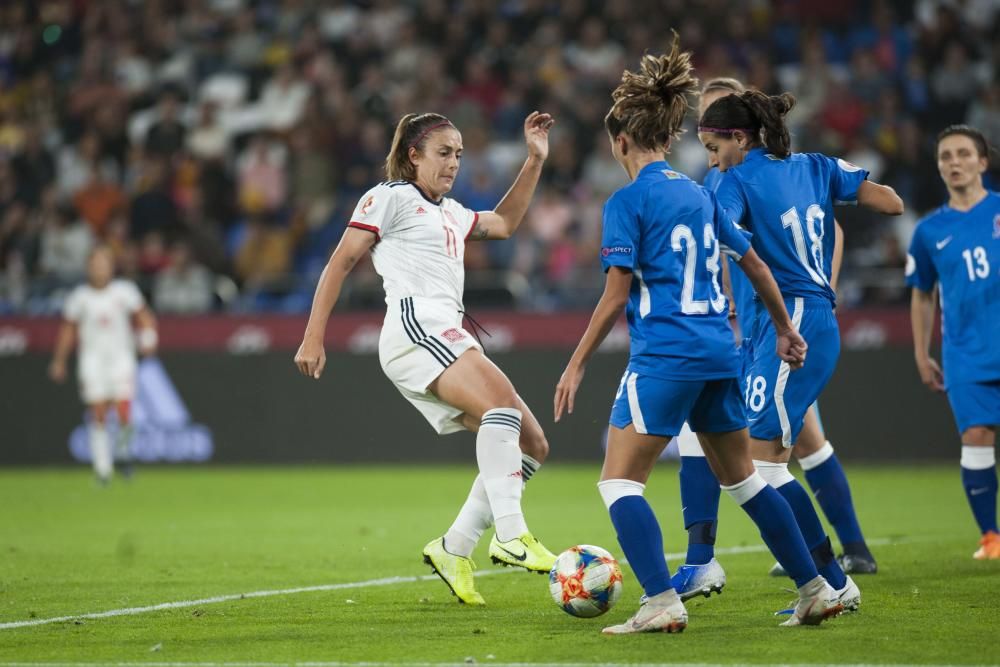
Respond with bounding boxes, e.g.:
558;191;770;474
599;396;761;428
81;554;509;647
48;320;77;383
910;285;944;392
831;220;844;294
857;180;904;215
737;247;807;370
554;266;632;422
295;227;377;380
468;111;554;241
134;306;158;356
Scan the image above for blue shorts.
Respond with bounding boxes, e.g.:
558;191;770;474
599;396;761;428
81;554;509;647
610;370;746;438
946;380;1000;434
746;298;839;447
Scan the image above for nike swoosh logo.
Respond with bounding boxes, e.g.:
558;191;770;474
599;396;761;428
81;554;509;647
496;544;527;561
970;487;991;496
936;236;953;250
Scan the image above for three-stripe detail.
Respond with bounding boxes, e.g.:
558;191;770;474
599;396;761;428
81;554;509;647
480;409;522;435
400;297;458;368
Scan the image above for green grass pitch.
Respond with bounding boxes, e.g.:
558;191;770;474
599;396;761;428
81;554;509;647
0;464;996;665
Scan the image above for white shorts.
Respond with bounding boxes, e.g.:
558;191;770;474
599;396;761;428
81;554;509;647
379;296;482;434
78;355;136;404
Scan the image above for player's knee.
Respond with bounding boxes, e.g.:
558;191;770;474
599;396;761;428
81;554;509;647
962;427;996;447
521;430;549;463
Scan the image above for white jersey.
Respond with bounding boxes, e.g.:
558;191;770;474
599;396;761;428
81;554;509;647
64;279;145;364
349;181;479;312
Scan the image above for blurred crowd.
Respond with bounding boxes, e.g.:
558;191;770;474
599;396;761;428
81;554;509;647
0;0;997;315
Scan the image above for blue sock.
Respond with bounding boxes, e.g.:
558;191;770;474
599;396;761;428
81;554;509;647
776;480;847;590
680;455;720;565
737;483;818;588
608;496;673;597
961;465;999;534
803;452;869;555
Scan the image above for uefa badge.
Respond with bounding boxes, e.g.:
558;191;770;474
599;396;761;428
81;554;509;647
993;213;1000;239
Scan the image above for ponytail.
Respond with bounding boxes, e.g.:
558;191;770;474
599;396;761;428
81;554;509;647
604;34;698;151
740;91;795;158
384;112;453;181
699;90;796;158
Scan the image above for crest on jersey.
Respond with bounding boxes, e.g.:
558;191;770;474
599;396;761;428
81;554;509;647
441;328;466;343
661;169;682;180
993;213;1000;239
361;195;375;215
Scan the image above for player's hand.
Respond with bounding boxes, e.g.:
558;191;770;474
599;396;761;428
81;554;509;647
48;360;67;383
916;356;944;392
524;111;554;161
294;339;326;380
775;327;807;371
554;361;585;422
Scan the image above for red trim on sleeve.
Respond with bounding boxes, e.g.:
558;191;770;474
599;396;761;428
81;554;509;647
348;221;381;241
464;212;480;241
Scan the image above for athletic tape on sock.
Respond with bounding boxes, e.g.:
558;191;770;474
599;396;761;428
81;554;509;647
754;460;796;488
721;472;767;505
797;441;835;471
961;445;996;470
597;478;645;509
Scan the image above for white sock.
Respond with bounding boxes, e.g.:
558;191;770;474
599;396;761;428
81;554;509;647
961;445;996;470
521;453;541;488
797;441;834;471
597;478;645;509
444;475;492;557
753;460;796;489
89;424;113;480
477;408;527;541
721;472;767;505
115;423;133;462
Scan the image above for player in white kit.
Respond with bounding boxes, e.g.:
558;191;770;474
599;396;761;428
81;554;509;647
295;111;558;605
49;246;158;484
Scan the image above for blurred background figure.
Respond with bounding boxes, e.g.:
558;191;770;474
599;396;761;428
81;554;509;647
48;246;158;484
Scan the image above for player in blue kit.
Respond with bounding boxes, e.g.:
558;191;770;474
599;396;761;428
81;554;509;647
554;39;844;633
672;80;877;602
697;90;904;613
907;125;1000;560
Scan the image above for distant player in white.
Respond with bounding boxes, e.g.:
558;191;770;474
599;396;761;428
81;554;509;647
295;111;558;605
49;246;158;483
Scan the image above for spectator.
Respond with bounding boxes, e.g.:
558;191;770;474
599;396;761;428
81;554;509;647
145;90;187;158
153;241;215;314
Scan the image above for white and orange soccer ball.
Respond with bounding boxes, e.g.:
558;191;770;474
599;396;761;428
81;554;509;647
549;545;623;617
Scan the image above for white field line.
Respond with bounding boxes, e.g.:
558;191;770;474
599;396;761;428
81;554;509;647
0;663;988;667
0;537;905;632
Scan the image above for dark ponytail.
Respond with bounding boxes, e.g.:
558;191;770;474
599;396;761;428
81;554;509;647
384;112;454;181
699;90;796;158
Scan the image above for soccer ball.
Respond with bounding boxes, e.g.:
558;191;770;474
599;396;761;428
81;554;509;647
549;544;623;618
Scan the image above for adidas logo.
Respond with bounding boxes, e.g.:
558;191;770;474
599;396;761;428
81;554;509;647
416;206;428;214
508;469;523;479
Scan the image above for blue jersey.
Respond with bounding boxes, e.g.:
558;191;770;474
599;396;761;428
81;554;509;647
601;161;751;381
716;148;868;304
905;191;1000;387
705;166;757;336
